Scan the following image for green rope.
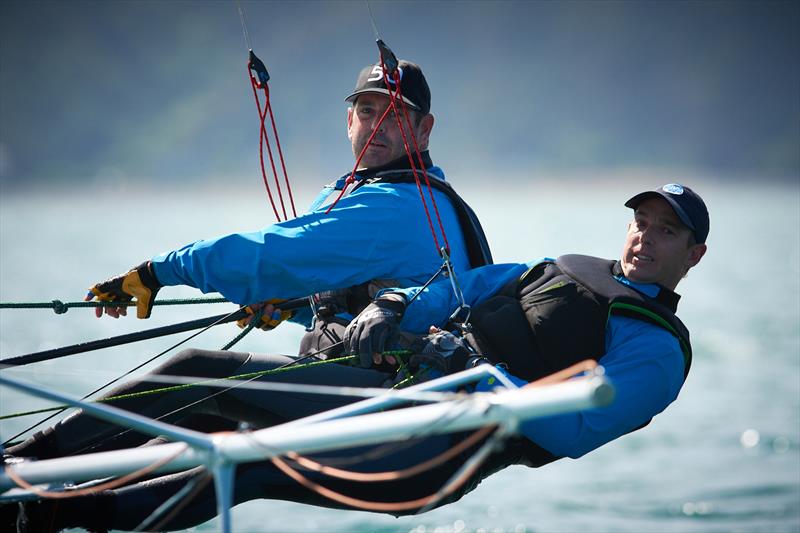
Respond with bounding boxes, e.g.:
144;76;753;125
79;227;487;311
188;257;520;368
0;297;229;315
219;308;261;350
0;354;359;421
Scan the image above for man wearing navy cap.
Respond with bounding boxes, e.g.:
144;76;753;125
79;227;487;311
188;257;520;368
621;183;708;289
344;182;709;465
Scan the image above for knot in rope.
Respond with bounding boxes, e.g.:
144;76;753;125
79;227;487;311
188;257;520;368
51;299;69;314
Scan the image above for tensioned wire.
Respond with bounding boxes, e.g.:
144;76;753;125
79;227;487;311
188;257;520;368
0;296;228;314
0;351;431;421
1;303;254;445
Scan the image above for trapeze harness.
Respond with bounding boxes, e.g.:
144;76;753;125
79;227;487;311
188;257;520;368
463;254;693;471
302;152;492;355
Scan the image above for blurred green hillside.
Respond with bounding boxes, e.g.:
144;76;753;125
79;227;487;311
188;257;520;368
1;0;797;191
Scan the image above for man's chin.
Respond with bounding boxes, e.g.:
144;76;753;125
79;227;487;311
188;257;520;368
624;264;658;285
359;155;392;169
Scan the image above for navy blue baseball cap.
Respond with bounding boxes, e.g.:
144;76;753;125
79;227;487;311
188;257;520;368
625;183;710;243
345;60;431;115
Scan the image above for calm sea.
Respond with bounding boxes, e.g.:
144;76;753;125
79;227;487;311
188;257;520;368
1;177;798;532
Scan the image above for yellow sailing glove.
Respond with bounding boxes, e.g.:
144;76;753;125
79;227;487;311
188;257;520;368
85;261;162;319
237;299;295;331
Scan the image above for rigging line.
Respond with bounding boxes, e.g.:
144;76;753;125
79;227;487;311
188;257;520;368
269;424;500;513
323;102;397;214
378;48;451;257
254;64;295;219
277;393;477;469
365;0;381;40
265;87;296;218
0;296;228;314
65;346;346;457
396;92;451;255
0;348;455;422
282;425;495;482
414;425;509;515
2;355;436;421
235;0;253;52
379;63;443;255
1;306;249;447
247;59;283;221
243;25;296;220
262;98;290;220
238;389;478;471
0;309;252;367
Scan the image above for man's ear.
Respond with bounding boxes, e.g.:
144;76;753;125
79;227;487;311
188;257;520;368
686;243;707;269
415;113;434;150
347;107;354;140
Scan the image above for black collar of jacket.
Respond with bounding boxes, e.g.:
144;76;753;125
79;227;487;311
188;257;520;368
355;151;433;179
612;261;681;312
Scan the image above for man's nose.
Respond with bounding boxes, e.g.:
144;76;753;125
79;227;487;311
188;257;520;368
640;226;654;244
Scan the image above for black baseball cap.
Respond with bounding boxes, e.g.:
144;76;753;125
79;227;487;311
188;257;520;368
625;183;710;243
345;60;431;115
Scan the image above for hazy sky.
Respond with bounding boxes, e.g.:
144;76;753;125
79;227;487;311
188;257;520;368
1;0;798;191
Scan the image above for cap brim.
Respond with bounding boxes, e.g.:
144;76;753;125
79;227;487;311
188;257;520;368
625;191;696;231
344;88;422;111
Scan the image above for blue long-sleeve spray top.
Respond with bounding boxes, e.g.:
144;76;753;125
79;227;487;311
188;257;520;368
150;166;470;311
394;261;686;460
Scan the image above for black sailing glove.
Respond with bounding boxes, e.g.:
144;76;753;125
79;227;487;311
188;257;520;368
407;328;472;377
86;261;162;319
343;293;407;368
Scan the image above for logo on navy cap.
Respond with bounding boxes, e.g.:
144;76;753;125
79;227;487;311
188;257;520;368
366;65;403;86
662;183;684;195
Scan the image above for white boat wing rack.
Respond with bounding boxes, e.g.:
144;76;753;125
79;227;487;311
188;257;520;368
0;366;614;532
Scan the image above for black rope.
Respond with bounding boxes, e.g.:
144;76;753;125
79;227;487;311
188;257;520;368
0;297;228;315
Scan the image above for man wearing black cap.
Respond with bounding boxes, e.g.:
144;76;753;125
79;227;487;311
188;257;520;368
345;60;433;169
3;60;496;529
79;59;491;354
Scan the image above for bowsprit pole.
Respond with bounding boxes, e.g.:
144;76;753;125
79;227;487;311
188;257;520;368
236;1;296;221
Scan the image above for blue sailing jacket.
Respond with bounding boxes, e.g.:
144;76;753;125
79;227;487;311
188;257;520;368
150;166;472;318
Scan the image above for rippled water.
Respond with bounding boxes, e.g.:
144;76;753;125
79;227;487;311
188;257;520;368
1;178;798;532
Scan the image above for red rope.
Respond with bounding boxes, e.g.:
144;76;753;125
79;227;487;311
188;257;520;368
248;71;281;220
324;103;395;214
381;63;450;257
260;93;289;220
266;96;297;218
247;62;296;221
